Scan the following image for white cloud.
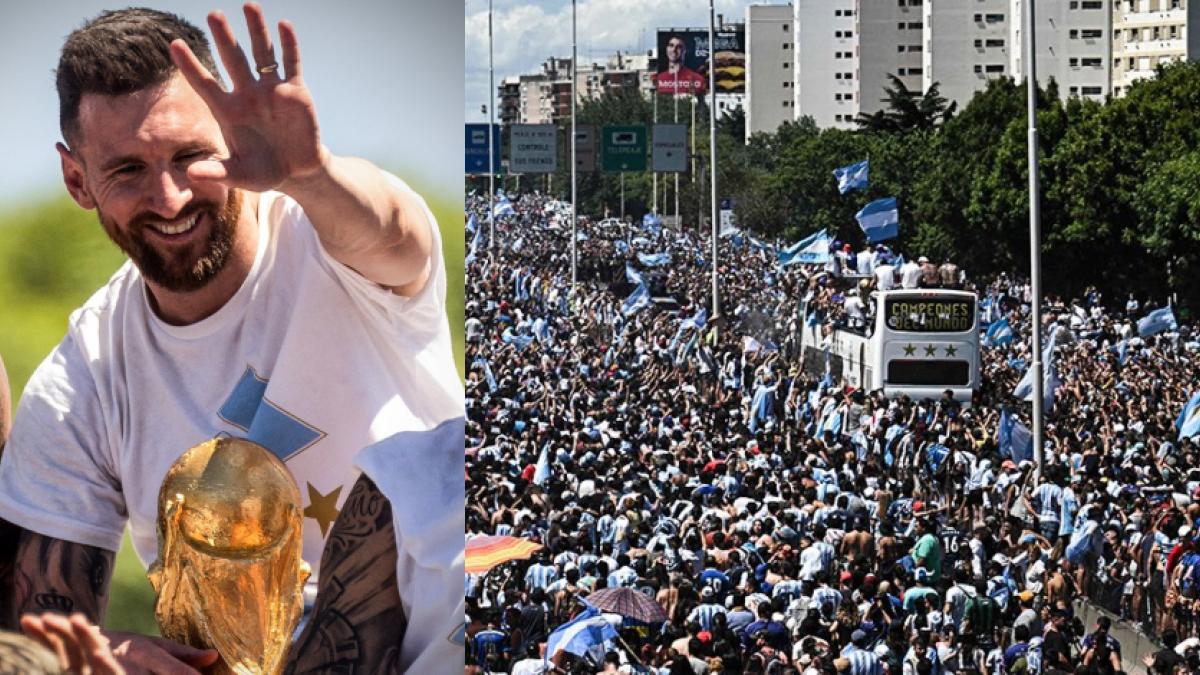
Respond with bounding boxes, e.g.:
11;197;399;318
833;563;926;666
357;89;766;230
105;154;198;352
464;0;761;119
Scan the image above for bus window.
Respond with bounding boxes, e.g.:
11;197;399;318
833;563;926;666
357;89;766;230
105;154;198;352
886;359;971;386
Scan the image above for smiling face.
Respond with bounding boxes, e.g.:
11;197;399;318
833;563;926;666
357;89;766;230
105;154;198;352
667;37;686;65
59;73;240;292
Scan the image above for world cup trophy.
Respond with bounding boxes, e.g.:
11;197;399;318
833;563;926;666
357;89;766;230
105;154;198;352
148;438;310;674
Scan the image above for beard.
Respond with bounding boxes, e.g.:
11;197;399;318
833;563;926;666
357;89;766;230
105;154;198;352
98;189;242;293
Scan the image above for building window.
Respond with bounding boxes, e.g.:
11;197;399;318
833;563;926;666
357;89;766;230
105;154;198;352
909;44;923;52
783;81;792;87
1070;57;1079;67
909;67;923;75
1081;57;1102;67
1080;29;1102;39
899;45;907;52
1082;86;1103;95
974;13;982;22
1070;86;1079;95
1154;26;1161;39
985;13;1004;23
783;24;790;31
835;72;842;79
1170;25;1179;39
985;64;1004;73
908;22;922;29
1081;0;1103;7
974;64;983;73
784;61;791;68
783;101;791;107
974;38;983;48
986;39;1005;47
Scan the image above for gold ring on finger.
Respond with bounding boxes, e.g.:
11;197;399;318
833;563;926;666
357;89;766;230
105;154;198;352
257;63;279;74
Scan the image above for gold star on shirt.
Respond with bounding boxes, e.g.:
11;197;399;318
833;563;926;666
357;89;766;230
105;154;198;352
903;344;916;356
924;344;938;357
304;483;343;536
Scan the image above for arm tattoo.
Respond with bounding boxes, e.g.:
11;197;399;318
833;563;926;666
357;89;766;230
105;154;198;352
286;475;404;674
0;526;113;630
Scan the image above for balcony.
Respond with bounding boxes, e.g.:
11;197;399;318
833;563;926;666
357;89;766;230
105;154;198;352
1114;8;1187;28
1117;37;1187;53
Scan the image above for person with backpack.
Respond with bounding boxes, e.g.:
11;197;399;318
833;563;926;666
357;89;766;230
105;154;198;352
962;581;1001;672
1079;617;1121;675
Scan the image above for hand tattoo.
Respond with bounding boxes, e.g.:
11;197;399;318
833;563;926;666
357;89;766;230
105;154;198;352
1;526;113;630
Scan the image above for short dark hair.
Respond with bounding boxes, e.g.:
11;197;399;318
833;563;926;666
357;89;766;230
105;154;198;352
56;8;221;146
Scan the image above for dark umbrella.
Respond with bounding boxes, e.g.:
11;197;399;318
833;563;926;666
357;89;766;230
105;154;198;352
585;587;668;623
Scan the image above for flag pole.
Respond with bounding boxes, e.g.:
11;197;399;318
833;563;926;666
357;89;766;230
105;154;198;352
1025;0;1045;486
488;0;496;254
570;0;578;290
708;0;720;329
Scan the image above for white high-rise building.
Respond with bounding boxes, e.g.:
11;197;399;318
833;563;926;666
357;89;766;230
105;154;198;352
1112;0;1200;97
795;0;859;128
858;0;925;117
1011;0;1111;100
923;0;1013;108
746;4;796;139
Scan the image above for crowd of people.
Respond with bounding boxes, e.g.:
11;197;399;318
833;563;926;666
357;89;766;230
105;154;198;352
464;193;1200;675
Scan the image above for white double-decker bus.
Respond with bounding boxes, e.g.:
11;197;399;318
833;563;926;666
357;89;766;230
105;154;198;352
799;288;980;404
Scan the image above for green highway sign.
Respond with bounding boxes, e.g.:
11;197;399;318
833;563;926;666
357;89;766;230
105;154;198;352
601;125;647;172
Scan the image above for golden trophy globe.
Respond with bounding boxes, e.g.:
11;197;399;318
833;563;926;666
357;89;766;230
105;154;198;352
148;438;311;675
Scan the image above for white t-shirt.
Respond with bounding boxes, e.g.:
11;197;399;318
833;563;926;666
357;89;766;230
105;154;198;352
0;175;463;591
899;262;922;289
355;417;465;673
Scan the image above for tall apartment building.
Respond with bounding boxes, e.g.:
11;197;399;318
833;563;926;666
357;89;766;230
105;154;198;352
1010;0;1111;100
746;4;795;138
923;0;1013;107
858;0;925;117
500;54;654;128
1112;0;1200;96
794;0;859;128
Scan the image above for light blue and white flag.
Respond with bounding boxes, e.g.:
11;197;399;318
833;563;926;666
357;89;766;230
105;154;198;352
502;329;535;352
492;197;515;218
511;236;524;253
681;307;708;332
576;231;590;242
779;229;832;267
622;283;651;316
638;252;672;267
466;213;478;234
1178;391;1200;441
855;197;899;243
984;318;1014;347
626;262;646;287
833;159;869;194
1137;306;1178;337
545;604;618;663
534;444;552;485
1009;418;1033;463
465;226;483;265
472;358;497;393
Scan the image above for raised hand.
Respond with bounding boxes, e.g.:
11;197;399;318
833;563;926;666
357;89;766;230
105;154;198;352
168;3;325;194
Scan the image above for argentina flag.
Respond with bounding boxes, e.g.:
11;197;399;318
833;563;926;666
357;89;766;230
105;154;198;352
833;159;869;194
1178;391;1200;441
1137;306;1178;337
984;318;1014;347
855;198;899;243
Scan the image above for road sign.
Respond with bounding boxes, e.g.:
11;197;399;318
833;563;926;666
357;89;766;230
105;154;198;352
574;124;597;172
510;124;557;174
602;125;647;172
465;124;500;175
652;123;688;172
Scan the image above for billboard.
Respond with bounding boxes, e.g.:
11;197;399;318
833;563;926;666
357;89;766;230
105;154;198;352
601;125;647;172
654;29;746;95
465;124;500;174
652;124;688;172
574;124;597;172
509;124;557;173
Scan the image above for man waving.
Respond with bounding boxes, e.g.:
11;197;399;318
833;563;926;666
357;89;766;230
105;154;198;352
0;4;463;672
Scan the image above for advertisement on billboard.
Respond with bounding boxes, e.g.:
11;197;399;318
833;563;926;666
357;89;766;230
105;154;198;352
654;29;746;95
652;124;688;173
509;124;557;174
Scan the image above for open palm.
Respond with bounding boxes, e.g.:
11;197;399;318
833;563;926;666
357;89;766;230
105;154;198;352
169;3;325;193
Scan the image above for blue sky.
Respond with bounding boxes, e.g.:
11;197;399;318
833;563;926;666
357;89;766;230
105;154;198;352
0;1;462;205
464;0;766;123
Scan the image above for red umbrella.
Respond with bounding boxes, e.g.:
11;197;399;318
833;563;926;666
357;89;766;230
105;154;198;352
465;535;543;575
584;587;668;623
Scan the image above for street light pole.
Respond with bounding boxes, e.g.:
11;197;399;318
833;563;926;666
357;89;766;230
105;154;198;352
708;0;720;326
1026;0;1045;486
487;0;495;253
570;0;578;289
